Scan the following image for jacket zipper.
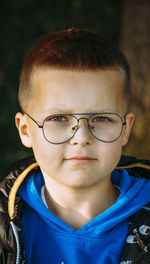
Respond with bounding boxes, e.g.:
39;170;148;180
10;221;20;264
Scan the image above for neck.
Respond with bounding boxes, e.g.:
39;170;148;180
43;174;119;230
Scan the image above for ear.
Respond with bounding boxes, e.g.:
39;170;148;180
15;112;32;148
122;112;135;146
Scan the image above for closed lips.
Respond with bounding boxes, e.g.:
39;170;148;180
66;157;96;160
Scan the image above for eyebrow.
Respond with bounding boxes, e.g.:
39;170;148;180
41;109;119;116
40;108;73;115
40;107;120;116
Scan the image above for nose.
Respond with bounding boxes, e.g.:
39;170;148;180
69;118;94;146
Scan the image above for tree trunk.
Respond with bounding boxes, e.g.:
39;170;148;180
120;0;150;159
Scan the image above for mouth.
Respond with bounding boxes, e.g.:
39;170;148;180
65;156;97;164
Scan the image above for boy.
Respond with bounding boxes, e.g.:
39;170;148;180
1;28;150;264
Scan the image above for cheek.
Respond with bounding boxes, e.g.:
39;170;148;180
97;140;122;169
31;133;64;173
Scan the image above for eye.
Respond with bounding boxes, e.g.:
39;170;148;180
92;115;111;122
46;115;68;122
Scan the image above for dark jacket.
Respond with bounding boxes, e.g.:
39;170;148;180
1;155;150;264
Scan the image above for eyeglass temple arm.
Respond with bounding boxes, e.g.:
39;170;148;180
24;112;43;128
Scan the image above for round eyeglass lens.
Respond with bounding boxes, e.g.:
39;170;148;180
88;113;123;142
43;114;77;144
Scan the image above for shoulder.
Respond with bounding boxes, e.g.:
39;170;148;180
0;156;36;258
1;155;36;182
118;156;150;263
0;155;36;220
117;155;150;179
0;155;37;220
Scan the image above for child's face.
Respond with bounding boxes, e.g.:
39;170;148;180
16;69;134;188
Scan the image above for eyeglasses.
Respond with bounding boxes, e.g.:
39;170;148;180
25;112;126;144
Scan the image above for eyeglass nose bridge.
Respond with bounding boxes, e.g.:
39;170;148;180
72;116;92;132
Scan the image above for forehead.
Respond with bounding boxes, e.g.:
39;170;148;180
29;68;126;116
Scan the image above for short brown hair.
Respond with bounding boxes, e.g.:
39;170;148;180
18;28;130;111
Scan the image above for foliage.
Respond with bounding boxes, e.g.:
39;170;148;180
120;0;150;159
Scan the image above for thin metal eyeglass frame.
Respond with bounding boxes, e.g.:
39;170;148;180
24;112;127;144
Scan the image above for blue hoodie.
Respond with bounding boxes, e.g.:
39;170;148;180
18;169;150;264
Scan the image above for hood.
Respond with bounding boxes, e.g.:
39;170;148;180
8;155;150;222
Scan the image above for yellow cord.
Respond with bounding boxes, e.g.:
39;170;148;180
116;163;150;170
8;162;38;220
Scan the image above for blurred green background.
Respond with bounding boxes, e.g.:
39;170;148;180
1;0;150;177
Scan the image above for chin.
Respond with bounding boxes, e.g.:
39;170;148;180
62;173;96;189
66;182;92;189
